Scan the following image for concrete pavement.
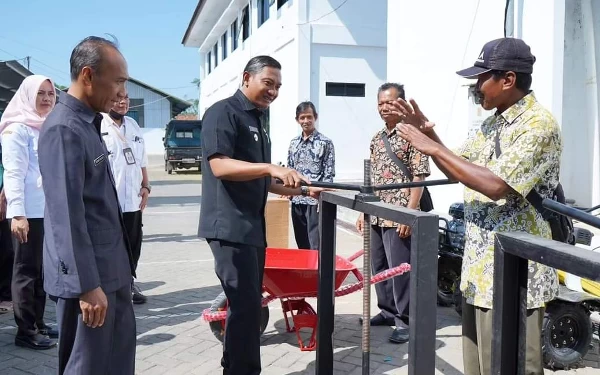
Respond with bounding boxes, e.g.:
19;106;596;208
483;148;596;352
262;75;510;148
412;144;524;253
0;155;598;374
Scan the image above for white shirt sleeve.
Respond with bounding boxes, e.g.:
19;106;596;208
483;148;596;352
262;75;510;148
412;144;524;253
1;125;29;218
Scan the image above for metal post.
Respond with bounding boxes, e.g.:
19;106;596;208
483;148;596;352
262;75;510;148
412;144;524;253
316;199;337;374
361;159;372;374
407;215;438;375
491;236;529;375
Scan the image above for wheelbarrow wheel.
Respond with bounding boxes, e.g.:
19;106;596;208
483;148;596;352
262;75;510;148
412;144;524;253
209;291;270;342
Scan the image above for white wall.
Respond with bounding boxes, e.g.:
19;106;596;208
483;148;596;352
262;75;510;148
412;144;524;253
561;0;600;207
388;0;508;213
311;44;386;181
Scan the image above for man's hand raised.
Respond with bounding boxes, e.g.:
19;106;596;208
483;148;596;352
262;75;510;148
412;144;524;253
391;98;436;134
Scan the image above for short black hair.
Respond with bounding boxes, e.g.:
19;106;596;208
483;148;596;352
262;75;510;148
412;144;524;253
295;101;318;120
491;70;532;92
243;55;281;75
70;36;120;81
377;82;405;100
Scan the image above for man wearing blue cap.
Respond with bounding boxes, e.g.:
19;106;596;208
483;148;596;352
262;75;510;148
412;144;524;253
392;38;560;375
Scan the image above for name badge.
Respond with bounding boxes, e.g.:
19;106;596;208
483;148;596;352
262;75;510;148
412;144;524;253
94;154;106;166
248;126;259;133
123;148;136;165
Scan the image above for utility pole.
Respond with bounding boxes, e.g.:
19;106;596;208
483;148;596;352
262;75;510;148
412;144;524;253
25;56;30;70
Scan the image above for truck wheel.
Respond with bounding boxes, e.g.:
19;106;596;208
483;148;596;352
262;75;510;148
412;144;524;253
208;292;269;342
542;302;592;370
166;162;173;175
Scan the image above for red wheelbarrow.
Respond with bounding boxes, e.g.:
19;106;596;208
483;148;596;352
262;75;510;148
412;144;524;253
202;247;411;351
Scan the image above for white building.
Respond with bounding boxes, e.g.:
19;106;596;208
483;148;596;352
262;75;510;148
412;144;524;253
388;0;600;211
182;0;388;180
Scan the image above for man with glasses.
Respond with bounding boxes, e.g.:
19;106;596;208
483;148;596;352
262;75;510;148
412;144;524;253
101;93;150;304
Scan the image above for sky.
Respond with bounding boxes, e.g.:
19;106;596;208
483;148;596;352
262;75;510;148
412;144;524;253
0;0;201;102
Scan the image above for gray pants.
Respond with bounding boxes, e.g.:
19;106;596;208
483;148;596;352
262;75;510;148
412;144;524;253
462;298;544;375
55;284;136;375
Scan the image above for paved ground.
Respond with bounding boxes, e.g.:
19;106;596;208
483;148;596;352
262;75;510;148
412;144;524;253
0;155;598;374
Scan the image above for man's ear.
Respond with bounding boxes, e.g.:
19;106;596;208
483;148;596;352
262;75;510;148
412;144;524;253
503;71;517;91
81;67;93;87
242;72;251;88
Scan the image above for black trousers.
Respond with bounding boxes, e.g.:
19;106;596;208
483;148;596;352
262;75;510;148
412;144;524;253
11;218;46;336
0;219;13;301
122;211;142;272
291;203;320;250
56;284;136;375
370;225;411;328
209;239;266;375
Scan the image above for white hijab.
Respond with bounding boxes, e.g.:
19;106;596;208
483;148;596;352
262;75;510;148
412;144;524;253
0;74;55;133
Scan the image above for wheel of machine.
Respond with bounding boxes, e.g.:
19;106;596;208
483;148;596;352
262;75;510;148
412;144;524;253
208;291;270;342
164;160;167;172
453;277;463;317
542;302;592;370
166;162;173;175
437;257;460;307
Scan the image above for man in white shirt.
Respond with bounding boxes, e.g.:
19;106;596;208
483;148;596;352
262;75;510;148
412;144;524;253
101;94;150;304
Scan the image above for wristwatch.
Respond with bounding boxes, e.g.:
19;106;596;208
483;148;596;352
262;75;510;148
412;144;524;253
300;186;310;196
142;184;152;194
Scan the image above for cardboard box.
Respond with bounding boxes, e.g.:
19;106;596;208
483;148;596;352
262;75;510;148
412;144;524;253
265;197;290;248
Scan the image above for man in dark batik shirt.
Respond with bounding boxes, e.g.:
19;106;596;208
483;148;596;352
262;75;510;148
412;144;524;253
287;101;335;250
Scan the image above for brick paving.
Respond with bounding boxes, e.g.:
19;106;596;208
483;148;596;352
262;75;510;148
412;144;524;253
0;156;598;374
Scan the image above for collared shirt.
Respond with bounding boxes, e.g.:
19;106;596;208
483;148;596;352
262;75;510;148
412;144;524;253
369;127;430;227
287;130;335;205
456;92;560;309
1;123;45;218
101;114;148;213
198;89;271;247
38;92;134;298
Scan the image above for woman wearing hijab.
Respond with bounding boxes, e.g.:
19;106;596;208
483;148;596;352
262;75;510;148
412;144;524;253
0;74;58;350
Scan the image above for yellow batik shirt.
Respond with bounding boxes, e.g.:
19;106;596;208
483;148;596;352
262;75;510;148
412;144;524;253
456;92;560;309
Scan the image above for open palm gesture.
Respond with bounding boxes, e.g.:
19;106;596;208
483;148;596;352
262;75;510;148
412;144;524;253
390;98;435;134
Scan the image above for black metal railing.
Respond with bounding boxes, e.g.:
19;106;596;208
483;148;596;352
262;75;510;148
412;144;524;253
315;159;456;375
491;199;600;375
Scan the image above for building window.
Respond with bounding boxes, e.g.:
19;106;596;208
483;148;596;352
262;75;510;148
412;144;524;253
221;33;228;60
258;0;269;26
325;82;366;97
242;5;250;41
127;99;144;127
213;44;218;67
231;19;238;51
207;51;212;74
277;0;288;9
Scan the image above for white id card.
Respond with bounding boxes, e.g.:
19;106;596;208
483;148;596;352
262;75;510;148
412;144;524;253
123;148;136;165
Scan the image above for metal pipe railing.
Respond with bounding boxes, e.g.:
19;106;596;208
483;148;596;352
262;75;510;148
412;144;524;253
542;198;600;230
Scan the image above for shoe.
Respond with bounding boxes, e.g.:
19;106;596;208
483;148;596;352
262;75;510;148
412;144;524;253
358;313;395;326
389;327;409;344
0;300;13;314
132;283;147;304
38;325;59;339
15;333;57;350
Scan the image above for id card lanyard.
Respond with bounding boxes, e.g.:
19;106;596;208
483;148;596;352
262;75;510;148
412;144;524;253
110;121;136;165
